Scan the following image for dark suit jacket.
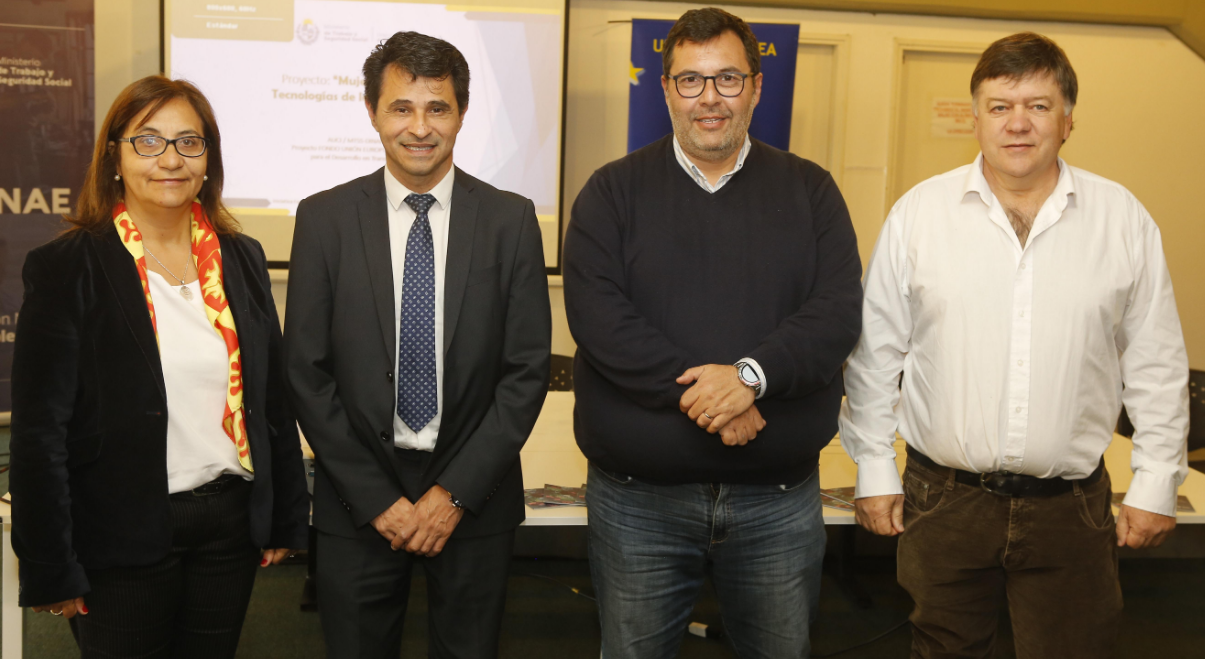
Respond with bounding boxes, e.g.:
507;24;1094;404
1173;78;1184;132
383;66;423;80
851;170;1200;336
9;225;310;607
284;167;551;539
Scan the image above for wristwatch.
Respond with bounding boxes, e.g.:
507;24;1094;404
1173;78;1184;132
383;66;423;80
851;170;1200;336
734;360;762;397
448;491;465;509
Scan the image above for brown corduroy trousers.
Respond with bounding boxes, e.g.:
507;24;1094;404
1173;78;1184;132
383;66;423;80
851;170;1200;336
897;455;1123;659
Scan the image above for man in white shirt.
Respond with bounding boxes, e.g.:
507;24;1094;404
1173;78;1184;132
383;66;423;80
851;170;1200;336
840;32;1189;657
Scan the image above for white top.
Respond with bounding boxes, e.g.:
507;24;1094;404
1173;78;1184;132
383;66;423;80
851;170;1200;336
148;271;253;493
839;154;1189;517
670;134;765;398
386;166;454;451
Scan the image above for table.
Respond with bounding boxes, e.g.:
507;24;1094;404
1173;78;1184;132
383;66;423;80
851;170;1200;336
520;392;586;525
519;391;1205;609
520;391;1205;525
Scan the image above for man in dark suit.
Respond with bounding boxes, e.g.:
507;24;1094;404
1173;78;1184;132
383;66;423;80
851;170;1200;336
283;32;551;658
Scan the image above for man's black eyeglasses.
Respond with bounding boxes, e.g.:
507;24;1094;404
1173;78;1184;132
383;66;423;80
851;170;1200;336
668;72;751;98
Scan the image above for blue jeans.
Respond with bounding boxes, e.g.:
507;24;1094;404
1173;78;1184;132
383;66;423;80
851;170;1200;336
586;463;825;659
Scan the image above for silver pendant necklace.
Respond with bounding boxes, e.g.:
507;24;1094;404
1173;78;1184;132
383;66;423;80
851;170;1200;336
143;243;194;300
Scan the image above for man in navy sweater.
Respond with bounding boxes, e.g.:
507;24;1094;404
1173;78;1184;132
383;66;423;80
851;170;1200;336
563;7;862;658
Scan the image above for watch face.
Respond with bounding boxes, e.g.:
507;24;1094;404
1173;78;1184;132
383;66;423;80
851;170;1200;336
740;363;758;384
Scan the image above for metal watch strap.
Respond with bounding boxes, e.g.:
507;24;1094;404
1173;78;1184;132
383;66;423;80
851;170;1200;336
734;360;762;396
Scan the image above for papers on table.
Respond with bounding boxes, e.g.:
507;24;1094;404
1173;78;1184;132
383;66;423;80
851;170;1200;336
821;487;856;512
1112;492;1196;514
525;484;587;508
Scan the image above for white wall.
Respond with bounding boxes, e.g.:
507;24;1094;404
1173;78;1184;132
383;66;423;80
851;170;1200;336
94;0;160;136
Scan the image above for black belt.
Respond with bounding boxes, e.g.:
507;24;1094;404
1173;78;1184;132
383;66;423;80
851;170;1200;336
172;473;248;497
906;446;1103;497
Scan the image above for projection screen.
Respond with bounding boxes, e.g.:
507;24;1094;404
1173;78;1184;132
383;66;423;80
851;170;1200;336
164;0;567;268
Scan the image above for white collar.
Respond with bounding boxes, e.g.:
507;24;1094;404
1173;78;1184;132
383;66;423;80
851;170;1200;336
962;152;1076;214
672;135;752;190
384;164;455;212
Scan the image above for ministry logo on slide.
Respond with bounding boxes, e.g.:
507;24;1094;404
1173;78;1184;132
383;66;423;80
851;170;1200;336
296;19;320;45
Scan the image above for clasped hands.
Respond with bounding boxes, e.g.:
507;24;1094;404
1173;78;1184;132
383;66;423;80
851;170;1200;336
676;364;765;446
370;483;464;556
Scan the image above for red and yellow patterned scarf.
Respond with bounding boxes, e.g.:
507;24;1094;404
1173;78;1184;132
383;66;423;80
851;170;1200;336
114;201;253;472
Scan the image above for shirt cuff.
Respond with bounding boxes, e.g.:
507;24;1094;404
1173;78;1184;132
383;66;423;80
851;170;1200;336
738;357;766;400
854;456;904;499
1121;469;1179;518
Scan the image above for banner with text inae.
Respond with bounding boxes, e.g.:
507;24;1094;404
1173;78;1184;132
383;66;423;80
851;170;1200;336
627;20;799;153
0;0;94;414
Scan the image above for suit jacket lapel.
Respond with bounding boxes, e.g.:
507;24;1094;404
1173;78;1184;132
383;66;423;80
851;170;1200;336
217;233;252;351
218;234;270;468
358;170;398;364
443;169;478;355
94;225;166;403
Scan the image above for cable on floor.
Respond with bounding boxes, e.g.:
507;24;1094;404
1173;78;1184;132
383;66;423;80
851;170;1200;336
516;572;597;602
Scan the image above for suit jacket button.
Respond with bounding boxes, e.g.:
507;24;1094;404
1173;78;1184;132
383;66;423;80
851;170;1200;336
380;431;390;442
387;372;393;382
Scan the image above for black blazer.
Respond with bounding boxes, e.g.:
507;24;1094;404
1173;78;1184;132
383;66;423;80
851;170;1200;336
10;225;310;607
284;167;551;540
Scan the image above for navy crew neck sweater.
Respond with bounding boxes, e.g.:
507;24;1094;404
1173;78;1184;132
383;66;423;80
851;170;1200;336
563;136;863;485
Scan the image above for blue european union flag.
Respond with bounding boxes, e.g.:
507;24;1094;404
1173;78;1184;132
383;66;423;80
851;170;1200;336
627;20;800;153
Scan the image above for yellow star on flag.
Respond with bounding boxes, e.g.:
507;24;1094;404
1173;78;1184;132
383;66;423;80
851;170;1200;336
629;62;644;85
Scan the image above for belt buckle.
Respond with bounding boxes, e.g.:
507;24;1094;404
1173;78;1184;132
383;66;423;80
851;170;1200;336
979;471;1013;496
191;483;221;497
191;475;232;496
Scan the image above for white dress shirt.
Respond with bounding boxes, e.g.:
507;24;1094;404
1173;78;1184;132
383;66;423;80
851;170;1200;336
839;154;1189;517
671;134;766;397
149;271;253;493
386;166;454;451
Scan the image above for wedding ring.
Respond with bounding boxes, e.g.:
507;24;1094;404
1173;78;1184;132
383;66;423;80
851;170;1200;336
703;411;714;420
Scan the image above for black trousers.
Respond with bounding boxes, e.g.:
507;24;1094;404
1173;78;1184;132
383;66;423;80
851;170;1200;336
70;476;260;659
316;448;516;659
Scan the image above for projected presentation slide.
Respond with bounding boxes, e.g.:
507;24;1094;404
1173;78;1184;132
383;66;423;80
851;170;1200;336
166;0;565;223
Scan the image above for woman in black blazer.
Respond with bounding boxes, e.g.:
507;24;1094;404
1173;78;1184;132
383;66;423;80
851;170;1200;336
10;76;308;658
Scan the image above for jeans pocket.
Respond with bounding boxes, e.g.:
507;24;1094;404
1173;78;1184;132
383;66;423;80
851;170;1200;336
777;469;817;492
590;464;634;486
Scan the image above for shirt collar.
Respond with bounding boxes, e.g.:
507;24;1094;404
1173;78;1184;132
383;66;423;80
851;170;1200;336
672;134;752;189
962;152;1077;211
384;164;455;213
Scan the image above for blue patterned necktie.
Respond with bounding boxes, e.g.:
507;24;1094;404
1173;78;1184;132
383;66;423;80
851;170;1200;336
397;193;438;432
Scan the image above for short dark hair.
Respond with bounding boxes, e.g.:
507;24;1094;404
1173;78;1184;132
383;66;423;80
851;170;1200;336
662;8;760;77
971;32;1078;110
363;31;470;113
